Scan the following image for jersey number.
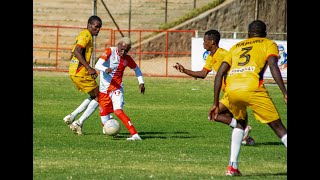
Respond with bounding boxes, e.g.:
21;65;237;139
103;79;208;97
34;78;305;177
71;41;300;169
238;46;252;66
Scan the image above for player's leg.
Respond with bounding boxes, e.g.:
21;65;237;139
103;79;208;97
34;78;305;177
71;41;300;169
98;92;116;134
250;86;287;147
268;120;287;147
63;97;91;125
215;95;237;127
223;90;249;176
218;97;255;145
226;120;246;176
70;77;99;135
112;89;142;140
64;75;93;125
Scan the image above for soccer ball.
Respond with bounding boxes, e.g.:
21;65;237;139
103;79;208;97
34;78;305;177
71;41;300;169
103;119;121;136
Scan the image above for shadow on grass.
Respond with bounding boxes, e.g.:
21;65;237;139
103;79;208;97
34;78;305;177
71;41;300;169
139;131;193;139
80;131;286;145
86;131;195;139
244;141;284;147
244;172;287;177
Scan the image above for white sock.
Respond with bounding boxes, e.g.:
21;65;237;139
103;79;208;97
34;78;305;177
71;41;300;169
101;114;113;126
229;128;244;169
229;118;237;128
78;99;99;126
281;134;287;147
70;98;92;118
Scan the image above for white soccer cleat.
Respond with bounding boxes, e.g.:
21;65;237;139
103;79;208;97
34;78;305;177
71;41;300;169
242;124;252;141
63;114;74;125
126;134;142;141
242;136;255;145
69;121;83;135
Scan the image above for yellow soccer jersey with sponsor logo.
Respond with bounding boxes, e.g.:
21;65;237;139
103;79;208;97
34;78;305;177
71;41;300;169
224;37;279;91
69;29;93;76
203;47;229;91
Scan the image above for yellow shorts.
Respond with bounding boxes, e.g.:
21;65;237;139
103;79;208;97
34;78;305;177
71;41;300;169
219;92;247;118
70;75;98;93
227;86;280;124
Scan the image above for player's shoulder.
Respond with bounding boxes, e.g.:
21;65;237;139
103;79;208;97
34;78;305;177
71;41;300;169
79;29;91;37
262;37;277;45
217;47;229;55
214;48;228;60
124;54;134;61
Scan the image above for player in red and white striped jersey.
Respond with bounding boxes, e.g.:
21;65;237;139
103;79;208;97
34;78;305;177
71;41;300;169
95;37;145;140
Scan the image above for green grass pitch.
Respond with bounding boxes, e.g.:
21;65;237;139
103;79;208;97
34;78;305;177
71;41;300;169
33;71;287;179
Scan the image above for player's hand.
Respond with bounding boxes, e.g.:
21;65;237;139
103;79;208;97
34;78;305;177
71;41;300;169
139;83;145;94
88;67;98;79
208;105;219;121
90;72;98;79
105;68;113;73
284;94;287;105
173;63;184;73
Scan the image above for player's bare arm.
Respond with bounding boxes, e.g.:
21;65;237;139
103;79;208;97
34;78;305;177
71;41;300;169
173;62;185;72
208;62;229;120
74;45;97;79
267;56;287;104
173;62;208;79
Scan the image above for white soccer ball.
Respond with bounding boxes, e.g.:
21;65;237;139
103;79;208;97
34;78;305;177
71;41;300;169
103;119;121;136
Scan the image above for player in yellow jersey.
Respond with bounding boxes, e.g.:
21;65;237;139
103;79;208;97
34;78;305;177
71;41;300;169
173;29;255;145
63;15;102;135
208;20;287;176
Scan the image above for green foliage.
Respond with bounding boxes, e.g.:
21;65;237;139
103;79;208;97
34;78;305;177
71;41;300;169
33;71;287;179
159;0;225;30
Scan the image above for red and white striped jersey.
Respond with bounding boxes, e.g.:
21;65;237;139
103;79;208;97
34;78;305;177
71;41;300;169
95;47;143;94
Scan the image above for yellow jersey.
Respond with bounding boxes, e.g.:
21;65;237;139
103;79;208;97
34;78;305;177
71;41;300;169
224;37;279;92
69;29;93;76
203;47;229;91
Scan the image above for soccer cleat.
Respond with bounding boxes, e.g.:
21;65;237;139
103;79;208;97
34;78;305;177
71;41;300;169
242;124;252;141
126;134;142;141
242;136;255;145
63;114;74;125
69;121;82;135
226;165;242;176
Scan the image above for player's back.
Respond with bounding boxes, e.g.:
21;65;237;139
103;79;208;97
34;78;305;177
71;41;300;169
225;37;279;91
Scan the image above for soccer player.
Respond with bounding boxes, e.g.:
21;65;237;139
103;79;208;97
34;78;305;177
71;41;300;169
208;20;287;176
63;15;102;135
173;29;255;145
95;37;145;141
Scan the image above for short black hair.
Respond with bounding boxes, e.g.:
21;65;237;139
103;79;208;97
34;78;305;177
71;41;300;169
248;20;267;38
204;29;221;44
88;15;102;24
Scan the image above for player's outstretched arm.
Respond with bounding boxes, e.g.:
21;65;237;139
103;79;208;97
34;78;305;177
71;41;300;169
173;62;208;79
